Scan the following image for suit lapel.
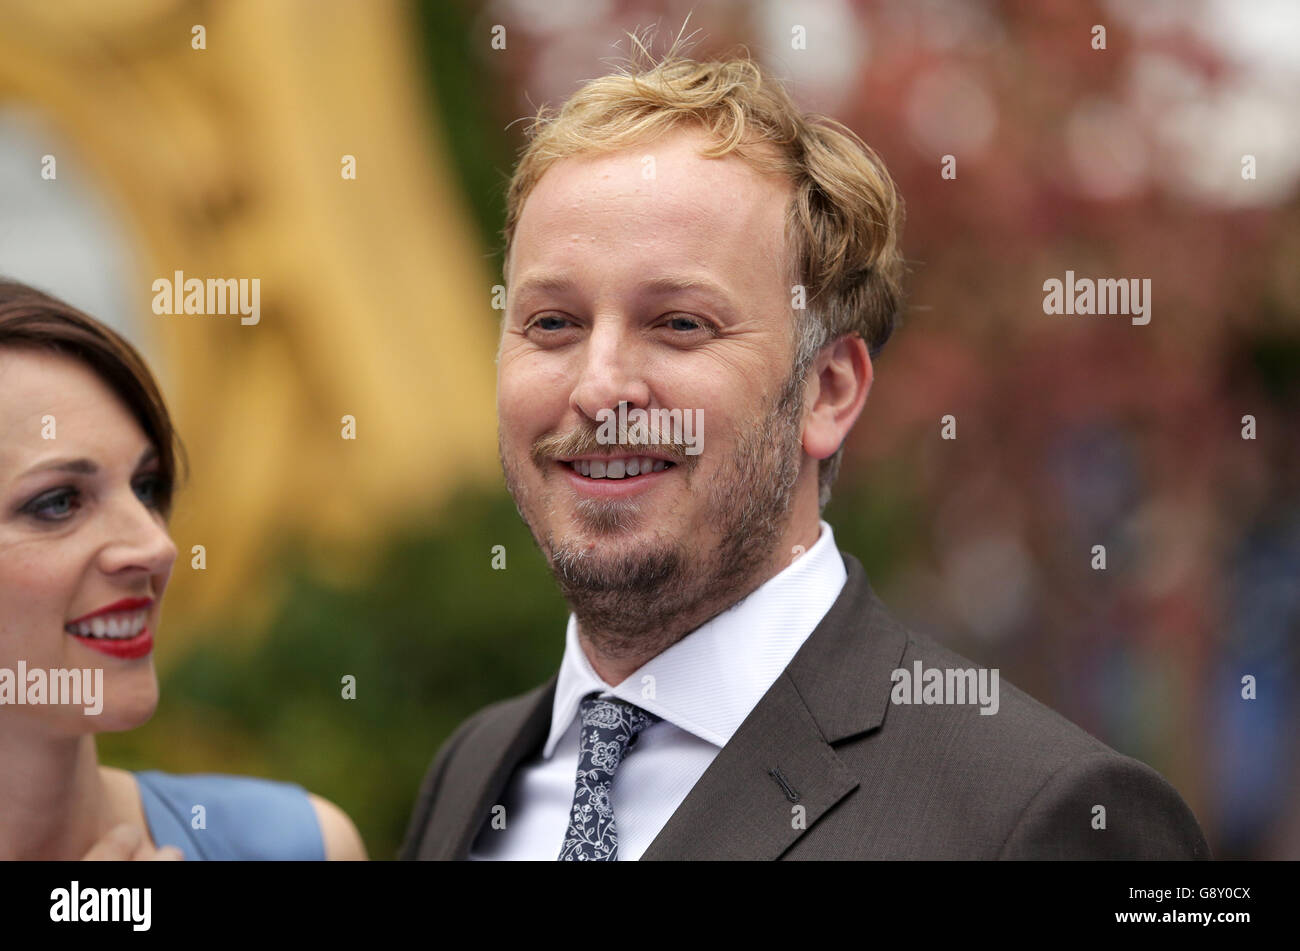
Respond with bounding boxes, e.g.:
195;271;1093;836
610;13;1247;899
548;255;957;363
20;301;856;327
428;674;557;860
637;670;858;859
640;553;907;860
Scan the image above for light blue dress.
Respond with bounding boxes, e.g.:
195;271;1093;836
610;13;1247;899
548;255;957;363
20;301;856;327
135;770;326;860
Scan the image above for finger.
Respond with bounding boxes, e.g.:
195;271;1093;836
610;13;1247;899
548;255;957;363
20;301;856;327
149;846;184;861
82;823;142;861
130;835;153;862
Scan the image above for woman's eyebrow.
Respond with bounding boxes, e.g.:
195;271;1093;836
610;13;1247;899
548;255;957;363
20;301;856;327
18;446;156;479
20;457;98;477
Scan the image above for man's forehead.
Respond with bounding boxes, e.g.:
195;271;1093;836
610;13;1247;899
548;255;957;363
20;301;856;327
510;270;742;312
511;134;792;291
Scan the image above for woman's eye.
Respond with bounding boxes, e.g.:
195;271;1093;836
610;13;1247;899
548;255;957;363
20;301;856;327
134;475;163;509
23;488;80;522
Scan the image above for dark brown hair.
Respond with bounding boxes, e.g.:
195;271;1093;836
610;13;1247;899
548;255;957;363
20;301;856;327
0;278;184;515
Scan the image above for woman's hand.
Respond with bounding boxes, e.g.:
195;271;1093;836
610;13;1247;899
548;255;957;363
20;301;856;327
81;823;184;860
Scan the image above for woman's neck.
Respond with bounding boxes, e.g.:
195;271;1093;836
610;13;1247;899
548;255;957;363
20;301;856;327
0;727;117;860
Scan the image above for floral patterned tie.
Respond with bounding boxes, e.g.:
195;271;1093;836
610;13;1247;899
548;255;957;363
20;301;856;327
557;694;660;861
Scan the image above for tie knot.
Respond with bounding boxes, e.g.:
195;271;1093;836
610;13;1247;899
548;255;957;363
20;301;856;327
579;695;659;754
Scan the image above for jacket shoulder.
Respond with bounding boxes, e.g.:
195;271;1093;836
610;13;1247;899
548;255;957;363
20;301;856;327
899;625;1115;762
820;601;1209;858
399;680;553;859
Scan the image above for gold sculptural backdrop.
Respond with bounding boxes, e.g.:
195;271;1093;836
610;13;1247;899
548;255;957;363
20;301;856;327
0;0;500;642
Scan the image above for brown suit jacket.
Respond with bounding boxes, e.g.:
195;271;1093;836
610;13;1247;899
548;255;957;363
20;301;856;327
401;552;1211;859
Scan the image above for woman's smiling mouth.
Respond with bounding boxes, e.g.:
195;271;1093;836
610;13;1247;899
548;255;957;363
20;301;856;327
63;597;155;659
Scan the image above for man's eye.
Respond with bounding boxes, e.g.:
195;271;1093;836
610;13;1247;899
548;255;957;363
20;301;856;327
665;314;713;334
22;487;80;522
531;315;570;332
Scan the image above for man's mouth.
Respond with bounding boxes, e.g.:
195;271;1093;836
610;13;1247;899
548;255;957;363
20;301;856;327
563;456;677;480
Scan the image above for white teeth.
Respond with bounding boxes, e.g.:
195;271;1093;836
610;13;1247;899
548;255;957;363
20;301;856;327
67;610;148;639
571;457;675;479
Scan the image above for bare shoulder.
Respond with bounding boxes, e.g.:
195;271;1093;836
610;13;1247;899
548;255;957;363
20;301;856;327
307;794;368;861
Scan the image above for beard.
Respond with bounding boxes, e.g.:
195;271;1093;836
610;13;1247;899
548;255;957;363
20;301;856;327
499;367;806;665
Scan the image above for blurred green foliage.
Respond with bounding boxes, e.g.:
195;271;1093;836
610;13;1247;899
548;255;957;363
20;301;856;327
100;489;566;859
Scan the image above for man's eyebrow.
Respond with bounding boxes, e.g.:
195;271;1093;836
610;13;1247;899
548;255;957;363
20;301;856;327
637;276;736;304
511;274;576;300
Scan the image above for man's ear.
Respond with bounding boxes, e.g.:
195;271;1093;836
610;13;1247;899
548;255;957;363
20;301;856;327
802;334;872;461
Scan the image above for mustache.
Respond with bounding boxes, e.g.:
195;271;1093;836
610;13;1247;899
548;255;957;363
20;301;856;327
531;420;693;467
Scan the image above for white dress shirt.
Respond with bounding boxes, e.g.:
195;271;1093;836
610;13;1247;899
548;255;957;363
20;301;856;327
469;519;848;860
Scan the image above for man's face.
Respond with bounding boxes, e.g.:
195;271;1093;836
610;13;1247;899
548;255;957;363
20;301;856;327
498;127;809;658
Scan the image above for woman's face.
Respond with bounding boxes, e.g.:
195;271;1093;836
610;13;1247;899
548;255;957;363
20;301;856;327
0;347;176;736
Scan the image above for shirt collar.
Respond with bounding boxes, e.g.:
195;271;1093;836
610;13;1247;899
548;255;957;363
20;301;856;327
543;519;847;757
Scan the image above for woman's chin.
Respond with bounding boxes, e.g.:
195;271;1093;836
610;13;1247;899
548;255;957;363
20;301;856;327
93;704;158;733
86;679;160;734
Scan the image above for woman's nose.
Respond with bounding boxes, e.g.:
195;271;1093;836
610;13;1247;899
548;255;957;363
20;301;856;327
97;494;178;578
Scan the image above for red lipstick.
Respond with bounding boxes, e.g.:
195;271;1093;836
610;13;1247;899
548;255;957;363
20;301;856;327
65;597;156;660
71;629;154;660
67;596;153;625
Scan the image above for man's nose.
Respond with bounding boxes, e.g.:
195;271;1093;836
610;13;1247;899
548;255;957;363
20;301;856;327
570;319;651;420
